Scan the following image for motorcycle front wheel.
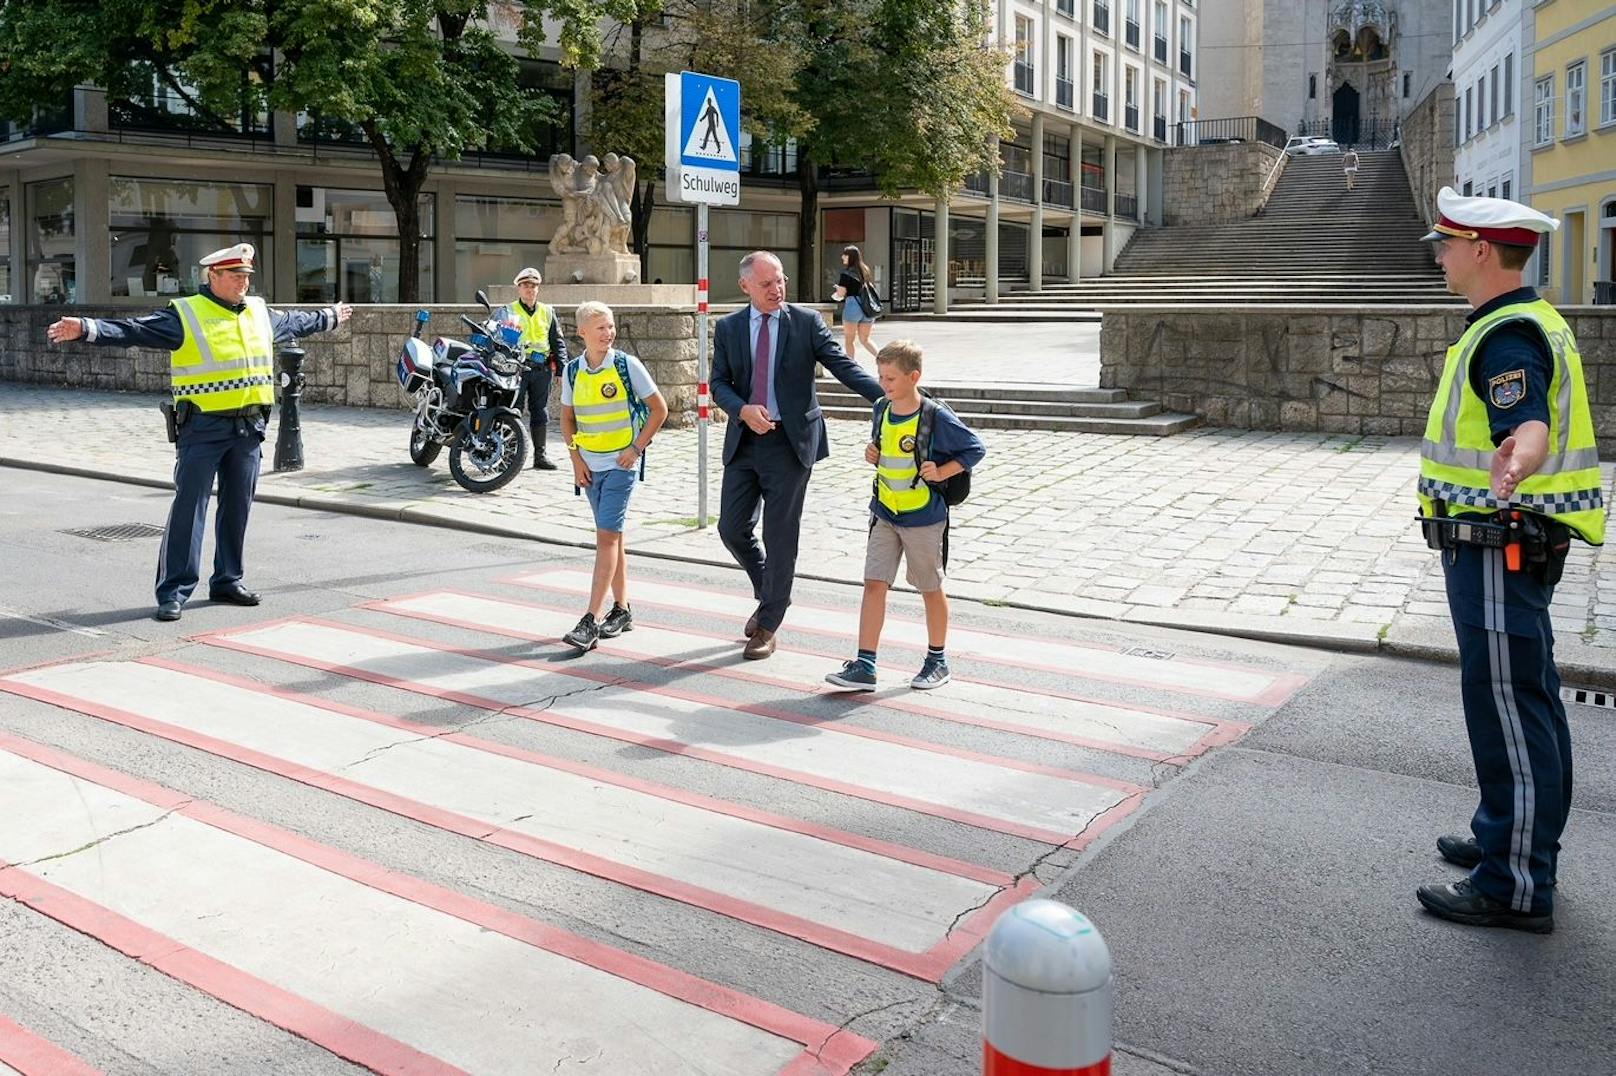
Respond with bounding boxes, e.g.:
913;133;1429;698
409;417;442;467
448;412;528;494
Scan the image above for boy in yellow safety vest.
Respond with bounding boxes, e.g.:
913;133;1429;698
825;340;985;691
558;301;669;652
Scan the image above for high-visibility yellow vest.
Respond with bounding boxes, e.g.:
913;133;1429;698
876;407;933;515
1418;297;1605;545
571;355;635;453
507;300;553;357
168;294;276;413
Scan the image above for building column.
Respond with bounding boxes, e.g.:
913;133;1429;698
986;138;1000;304
1103;134;1117;272
1071;124;1084;280
1029;112;1045;292
933;196;950;314
434;179;458;304
72;157;109;303
1135;144;1148;223
1149;147;1165;226
3;174;21;298
273;175;297;304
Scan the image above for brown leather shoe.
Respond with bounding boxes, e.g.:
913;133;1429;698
743;629;776;660
744;609;760;639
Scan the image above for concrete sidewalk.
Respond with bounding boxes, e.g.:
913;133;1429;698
5;382;1616;684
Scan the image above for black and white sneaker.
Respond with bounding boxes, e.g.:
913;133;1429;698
562;612;600;652
825;660;877;691
910;657;951;690
598;602;633;638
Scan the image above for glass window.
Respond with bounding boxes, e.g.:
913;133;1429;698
1534;75;1555;144
1465;86;1473;140
1489;65;1499;124
1501;174;1512;200
1536;232;1550;286
1603;49;1616;126
0;188;9;302
1504;53;1514;116
1477;75;1486;129
1565;61;1585;137
27;177;74;305
453;195;559;294
295;187;434;303
107;177;273;300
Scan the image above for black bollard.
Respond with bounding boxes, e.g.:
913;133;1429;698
274;345;307;472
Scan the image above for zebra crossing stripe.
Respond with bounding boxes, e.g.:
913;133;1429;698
0;1015;101;1076
1;657;1028;981
507;568;1309;706
196;617;1144;846
368;588;1248;762
0;732;877;1075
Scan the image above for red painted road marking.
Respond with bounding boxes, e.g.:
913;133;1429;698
0;731;878;1074
194;617;1143;845
0;1015;101;1076
2;658;1028;981
507;568;1312;706
368;588;1251;763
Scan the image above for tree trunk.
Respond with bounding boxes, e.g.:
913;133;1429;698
363;122;432;303
797;150;818;300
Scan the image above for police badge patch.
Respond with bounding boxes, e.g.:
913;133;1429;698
899;434;917;453
1488;369;1526;409
601;382;619;398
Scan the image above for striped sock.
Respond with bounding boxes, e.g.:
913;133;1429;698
856;649;878;674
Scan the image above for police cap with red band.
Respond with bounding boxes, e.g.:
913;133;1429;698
199;243;256;273
1421;186;1558;248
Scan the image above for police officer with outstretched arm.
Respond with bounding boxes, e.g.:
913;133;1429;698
44;243;352;622
1414;188;1604;934
495;266;569;470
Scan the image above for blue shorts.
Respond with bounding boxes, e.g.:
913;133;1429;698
584;466;639;533
843;295;877;324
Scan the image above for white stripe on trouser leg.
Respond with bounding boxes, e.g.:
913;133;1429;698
1482;549;1536;913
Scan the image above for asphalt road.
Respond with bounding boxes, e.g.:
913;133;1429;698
0;469;1611;1076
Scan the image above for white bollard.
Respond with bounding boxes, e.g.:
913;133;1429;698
982;898;1113;1076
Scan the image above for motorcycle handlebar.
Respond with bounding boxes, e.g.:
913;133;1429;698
459;313;486;336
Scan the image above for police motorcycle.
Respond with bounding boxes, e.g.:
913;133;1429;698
396;291;531;494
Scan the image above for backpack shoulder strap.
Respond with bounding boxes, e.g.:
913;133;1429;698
614;351;648;422
564;356;581;388
915;396;940;470
871;398;889;443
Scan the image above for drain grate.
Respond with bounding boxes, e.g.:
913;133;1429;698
61;522;167;543
1561;687;1616;711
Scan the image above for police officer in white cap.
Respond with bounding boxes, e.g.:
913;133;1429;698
45;243;353;622
1414;187;1604;933
494;267;569;470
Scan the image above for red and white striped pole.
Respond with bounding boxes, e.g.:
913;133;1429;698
983;899;1113;1076
695;202;711;528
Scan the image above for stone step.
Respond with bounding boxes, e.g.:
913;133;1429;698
820;404;1202;435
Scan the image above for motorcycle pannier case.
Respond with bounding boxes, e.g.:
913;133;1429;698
396;337;435;393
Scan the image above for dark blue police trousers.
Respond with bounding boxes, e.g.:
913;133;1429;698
1443;543;1572;916
155;411;265;605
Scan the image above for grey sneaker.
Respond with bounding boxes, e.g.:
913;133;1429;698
598;602;633;638
825;659;877;691
562;612;600;652
910;658;951;690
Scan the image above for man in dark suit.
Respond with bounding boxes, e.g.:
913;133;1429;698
713;250;883;659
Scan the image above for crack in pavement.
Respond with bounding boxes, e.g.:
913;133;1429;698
810;994;938;1065
3;802;190;872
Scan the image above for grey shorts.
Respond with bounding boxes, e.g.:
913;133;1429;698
864;517;946;591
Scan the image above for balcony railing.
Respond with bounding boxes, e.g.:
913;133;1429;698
1125;104;1140;131
1117;193;1140;219
1001;169;1034;203
1126;19;1141;48
1170;114;1288;149
1081;186;1109;213
1056;77;1074;109
1153;115;1168;142
1179;51;1192;78
964;170;990;196
1043;178;1075;207
1093;93;1110;122
1595;281;1615;306
1094;4;1111;35
1014;61;1036;95
1154;36;1168;63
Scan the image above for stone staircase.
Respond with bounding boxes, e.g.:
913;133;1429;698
813;380;1200;435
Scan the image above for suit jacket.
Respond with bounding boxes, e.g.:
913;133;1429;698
711;302;883;469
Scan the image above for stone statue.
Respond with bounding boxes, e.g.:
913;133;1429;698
548;152;637;258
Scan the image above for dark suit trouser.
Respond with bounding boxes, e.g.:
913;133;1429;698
718;430;811;633
156;412;263;605
520;364;553;457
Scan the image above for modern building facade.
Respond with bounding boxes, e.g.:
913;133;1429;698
1199;0;1453;145
1522;0;1615;305
1451;0;1526;204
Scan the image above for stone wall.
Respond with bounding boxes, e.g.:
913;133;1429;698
0;303;747;428
1161;141;1286;225
1399;82;1455;228
1099;305;1616;456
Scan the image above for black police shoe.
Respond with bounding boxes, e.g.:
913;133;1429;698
1416;878;1553;933
533;452;559;471
1437;834;1483;869
153;601;183;622
208;583;261;606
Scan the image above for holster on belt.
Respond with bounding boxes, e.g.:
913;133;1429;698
1418;507;1571;585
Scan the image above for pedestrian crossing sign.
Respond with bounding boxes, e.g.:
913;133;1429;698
665;70;742;205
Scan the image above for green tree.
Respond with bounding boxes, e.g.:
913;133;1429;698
0;0;661;302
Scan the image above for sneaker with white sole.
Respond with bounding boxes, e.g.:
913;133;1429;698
825;659;877;691
910;658;951;690
562;612;600;652
598;602;633;638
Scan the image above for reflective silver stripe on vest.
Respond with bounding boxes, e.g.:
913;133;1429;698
1417;475;1605;513
879;455;915;471
576;417;631;433
172;299;269;374
879;475;918;493
572;402;627;417
1420;439;1600;476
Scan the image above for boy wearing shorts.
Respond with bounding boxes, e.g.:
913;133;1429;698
560;301;669;652
826;340;985;691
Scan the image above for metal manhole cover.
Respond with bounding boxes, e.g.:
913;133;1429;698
61;522;167;542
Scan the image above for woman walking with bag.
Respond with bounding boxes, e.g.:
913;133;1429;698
832;245;881;363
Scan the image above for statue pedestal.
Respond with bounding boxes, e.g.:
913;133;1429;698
544;252;643;286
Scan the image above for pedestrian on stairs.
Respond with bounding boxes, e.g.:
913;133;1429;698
1343;149;1360;191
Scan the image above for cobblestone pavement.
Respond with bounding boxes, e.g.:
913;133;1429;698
5;382;1616;677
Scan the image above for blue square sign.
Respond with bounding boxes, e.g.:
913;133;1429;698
666;71;742;205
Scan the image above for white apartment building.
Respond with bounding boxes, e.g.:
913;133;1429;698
1451;0;1525;202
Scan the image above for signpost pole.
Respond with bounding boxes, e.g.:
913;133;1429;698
697;202;710;529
